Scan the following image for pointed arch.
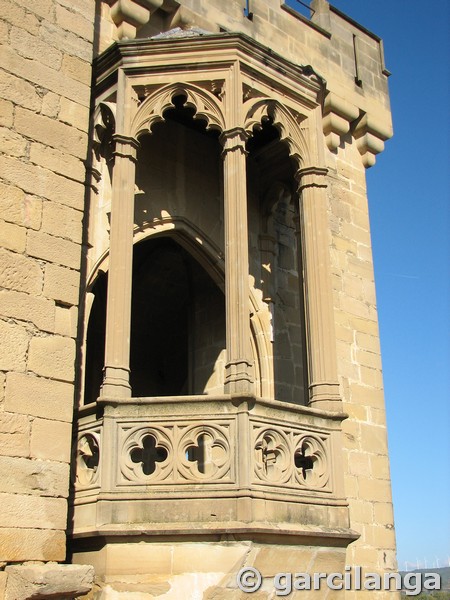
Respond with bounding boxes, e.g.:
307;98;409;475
131;82;226;139
84;217;271;399
243;98;315;167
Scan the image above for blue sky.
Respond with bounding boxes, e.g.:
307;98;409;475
322;0;450;569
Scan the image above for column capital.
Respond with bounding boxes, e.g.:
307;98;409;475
113;134;140;162
219;127;249;156
295;166;328;190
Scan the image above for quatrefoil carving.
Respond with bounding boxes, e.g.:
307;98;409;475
122;427;172;482
294;435;329;488
255;429;291;483
178;425;230;480
76;433;100;488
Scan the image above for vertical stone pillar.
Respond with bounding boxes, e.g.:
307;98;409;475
220;127;254;393
296;166;341;410
101;134;139;398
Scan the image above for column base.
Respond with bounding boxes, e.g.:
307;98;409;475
224;359;254;394
100;366;132;399
308;381;342;412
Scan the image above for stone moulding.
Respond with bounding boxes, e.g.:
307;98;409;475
71;395;356;546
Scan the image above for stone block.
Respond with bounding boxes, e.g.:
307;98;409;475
54;305;78;338
42;202;83;243
41;91;60;118
349;384;384;408
59;96;90;132
0;154;85;210
5;563;94;600
0;127;27;158
61;54;92;85
0;70;41;112
0;527;66;561
28;335;76;382
0;220;26;253
0;98;13;127
40;21;93;63
30;418;72;462
0;456;69;497
370;455;391;480
0;183;42;230
13;0;54;21
56;4;94;42
9;26;63;69
0;44;90;107
30;142;85;183
373;502;394;527
27;230;81;270
0;492;67;529
15;107;88;158
0;0;40;35
358;477;392;503
0;320;29;372
359;366;383;389
0;411;30;458
43;263;80;306
5;373;74;422
0;289;55;332
253;546;315;577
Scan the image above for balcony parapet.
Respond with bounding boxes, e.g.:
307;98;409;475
72;395;356;546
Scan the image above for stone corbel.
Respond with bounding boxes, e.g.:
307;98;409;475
353;112;392;168
105;0;179;39
322;92;359;151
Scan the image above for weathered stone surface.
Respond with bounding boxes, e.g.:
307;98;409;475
61;54;92;85
0;154;85;210
0;412;30;458
30;418;72;463
0;219;26;253
5;563;95;600
54;305;78;338
0;182;42;230
0;98;14;128
9;26;63;69
5;373;74;422
42;202;83;244
43;263;80;306
0;456;69;497
27;230;81;270
0;43;91;107
0;127;27;158
0;289;55;332
30;142;85;183
28;335;75;382
0;528;66;561
0;248;43;294
0;68;40;111
0;492;67;530
0;320;29;372
14;106;88;158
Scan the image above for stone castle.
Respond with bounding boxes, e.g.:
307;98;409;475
0;0;398;598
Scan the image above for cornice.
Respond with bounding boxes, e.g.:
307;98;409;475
93;32;326;99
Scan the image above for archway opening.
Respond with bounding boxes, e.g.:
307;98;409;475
247;118;309;405
130;236;226;397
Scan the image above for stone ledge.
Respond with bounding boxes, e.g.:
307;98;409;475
5;563;94;600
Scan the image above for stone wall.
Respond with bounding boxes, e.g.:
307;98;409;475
0;0;94;593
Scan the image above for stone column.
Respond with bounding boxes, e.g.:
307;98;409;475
101;134;139;399
296;166;341;410
220;127;254;393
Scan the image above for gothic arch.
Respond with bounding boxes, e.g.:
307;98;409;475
84;218;270;398
131;82;226;139
243;98;315;168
